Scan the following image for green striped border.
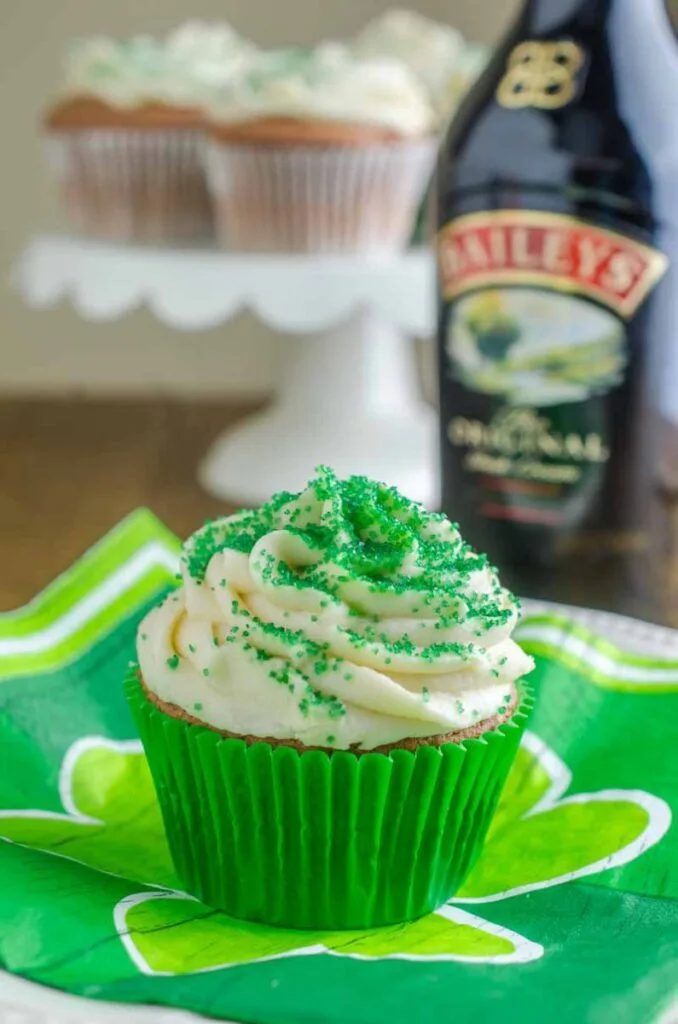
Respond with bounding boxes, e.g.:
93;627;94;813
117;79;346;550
0;509;180;680
516;614;678;693
0;509;677;692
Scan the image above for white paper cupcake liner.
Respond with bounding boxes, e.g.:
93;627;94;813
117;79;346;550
45;130;214;243
205;137;437;253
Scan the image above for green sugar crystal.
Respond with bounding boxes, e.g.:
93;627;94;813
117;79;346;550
175;466;518;673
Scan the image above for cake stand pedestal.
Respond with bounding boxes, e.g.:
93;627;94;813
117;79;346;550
199;311;435;505
14;236;437;506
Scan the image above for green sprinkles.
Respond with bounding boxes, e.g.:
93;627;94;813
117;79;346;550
175;467;519;701
193;702;203;712
166;654;180;670
202;668;210;677
188;644;196;654
422;687;430;704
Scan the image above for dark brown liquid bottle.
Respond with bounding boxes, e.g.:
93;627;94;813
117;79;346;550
436;0;678;623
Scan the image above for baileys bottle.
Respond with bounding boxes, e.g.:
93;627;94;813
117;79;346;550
436;0;678;623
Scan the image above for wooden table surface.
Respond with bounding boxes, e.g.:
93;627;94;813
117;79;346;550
4;397;677;626
0;398;259;611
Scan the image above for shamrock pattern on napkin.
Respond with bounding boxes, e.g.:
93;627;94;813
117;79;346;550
0;728;668;972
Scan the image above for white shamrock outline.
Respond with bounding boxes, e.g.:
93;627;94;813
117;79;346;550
0;730;671;974
454;731;672;905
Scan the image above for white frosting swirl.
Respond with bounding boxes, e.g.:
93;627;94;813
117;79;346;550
138;468;533;750
163;21;258;92
353;10;489;122
435;42;491;122
61;23;257;108
207;43;435;136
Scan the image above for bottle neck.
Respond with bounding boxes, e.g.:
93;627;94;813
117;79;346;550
522;0;613;34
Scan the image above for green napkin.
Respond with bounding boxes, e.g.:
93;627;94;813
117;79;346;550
0;510;676;1023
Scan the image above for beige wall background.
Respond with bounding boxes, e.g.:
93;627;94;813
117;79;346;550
1;0;520;397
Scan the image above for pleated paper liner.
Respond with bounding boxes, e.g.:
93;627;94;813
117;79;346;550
126;672;532;930
45;131;215;243
204;138;436;252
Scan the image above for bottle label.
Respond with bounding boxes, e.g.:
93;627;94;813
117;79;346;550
446;402;611;527
438;210;668;532
496;41;585;110
447;286;627;407
438;211;668;317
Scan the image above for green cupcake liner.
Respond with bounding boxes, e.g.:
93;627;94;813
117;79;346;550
126;673;532;930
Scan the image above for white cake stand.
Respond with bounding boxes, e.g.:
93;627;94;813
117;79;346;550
14;236;437;506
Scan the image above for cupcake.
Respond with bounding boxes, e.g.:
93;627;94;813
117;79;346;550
204;44;437;251
127;466;534;930
44;24;256;242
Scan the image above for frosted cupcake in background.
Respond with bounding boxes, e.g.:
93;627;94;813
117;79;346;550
205;43;437;252
44;23;257;242
354;10;490;245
